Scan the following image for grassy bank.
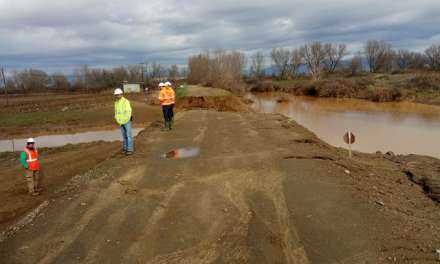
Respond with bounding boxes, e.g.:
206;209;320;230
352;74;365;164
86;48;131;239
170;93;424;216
249;72;440;105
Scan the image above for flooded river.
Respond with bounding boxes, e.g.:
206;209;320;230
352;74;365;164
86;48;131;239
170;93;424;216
0;128;143;152
247;93;440;158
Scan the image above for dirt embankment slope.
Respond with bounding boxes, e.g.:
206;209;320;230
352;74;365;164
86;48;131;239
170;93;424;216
0;103;439;263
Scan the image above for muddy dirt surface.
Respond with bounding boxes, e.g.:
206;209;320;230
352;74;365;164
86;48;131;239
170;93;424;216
1;109;439;263
0;142;121;231
0;93;161;138
382;153;440;202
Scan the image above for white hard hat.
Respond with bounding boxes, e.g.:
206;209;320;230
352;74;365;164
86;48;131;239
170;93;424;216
165;81;172;86
27;138;35;144
114;88;123;95
159;82;165;87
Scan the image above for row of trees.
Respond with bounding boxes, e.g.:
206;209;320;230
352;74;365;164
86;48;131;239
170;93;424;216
257;41;440;80
187;41;440;87
2;63;186;92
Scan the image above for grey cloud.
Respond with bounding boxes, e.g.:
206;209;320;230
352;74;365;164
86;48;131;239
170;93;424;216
0;0;440;72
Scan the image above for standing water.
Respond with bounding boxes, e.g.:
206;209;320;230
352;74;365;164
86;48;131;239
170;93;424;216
0;128;143;152
247;93;440;158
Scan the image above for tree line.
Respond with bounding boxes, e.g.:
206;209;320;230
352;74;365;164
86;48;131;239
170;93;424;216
2;39;440;93
187;40;440;90
266;40;440;80
1;63;185;93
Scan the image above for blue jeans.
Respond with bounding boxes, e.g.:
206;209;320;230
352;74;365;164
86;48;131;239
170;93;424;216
120;121;134;152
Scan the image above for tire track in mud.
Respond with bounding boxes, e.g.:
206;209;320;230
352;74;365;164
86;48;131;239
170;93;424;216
36;166;148;263
171;111;310;263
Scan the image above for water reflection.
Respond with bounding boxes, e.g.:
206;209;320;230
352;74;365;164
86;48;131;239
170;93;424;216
0;128;143;152
162;147;200;159
247;93;440;158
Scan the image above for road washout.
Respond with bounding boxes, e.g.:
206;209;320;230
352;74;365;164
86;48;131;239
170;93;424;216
0;89;439;263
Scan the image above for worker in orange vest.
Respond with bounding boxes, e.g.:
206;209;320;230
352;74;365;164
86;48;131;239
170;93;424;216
20;138;42;196
158;82;176;131
164;82;175;124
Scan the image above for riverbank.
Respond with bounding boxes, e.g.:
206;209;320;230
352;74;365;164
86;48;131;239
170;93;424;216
249;72;440;105
247;92;440;158
0;87;439;263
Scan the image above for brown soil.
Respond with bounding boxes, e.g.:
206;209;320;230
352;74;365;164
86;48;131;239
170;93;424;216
0;90;439;263
176;96;250;112
0;142;120;231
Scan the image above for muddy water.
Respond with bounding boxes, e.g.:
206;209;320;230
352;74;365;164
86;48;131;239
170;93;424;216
0;128;142;152
247;93;440;158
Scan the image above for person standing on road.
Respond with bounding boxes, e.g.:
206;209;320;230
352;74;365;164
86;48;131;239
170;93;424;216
20;138;42;196
159;82;176;131
164;81;175;125
114;88;134;155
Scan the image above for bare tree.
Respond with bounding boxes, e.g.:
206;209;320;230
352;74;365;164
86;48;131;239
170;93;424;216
169;64;179;81
323;43;348;73
300;42;327;80
127;65;142;82
188;49;245;90
289;48;303;78
425;44;440;70
396;49;412;70
51;73;70;90
270;48;291;80
364;40;394;73
349;53;363;76
188;52;210;84
151;62;164;80
250;51;265;79
13;69;49;91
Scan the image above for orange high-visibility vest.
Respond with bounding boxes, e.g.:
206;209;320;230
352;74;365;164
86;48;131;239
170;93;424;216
159;88;175;106
24;148;40;171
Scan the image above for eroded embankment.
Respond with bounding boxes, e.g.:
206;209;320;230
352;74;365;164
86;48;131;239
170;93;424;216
176;95;250;112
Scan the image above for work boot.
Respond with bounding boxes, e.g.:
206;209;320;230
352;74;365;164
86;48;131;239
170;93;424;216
126;151;133;156
30;192;40;196
168;121;172;130
162;122;169;132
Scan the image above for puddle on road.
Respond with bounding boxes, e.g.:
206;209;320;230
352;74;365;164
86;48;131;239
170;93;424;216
0;128;143;152
162;147;200;159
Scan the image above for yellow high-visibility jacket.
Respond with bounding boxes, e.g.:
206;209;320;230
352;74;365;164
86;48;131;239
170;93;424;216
114;97;132;125
159;87;175;106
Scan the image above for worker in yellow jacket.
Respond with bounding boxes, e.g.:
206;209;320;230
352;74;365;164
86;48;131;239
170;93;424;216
114;88;133;155
158;82;176;131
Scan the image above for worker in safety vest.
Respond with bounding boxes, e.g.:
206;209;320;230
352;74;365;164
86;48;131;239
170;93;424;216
164;81;175;124
20;138;42;196
158;82;176;131
114;88;134;155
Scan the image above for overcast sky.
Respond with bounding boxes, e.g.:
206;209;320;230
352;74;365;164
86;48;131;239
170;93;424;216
1;0;440;73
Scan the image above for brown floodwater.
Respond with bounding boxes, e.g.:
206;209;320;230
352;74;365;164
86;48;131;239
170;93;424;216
247;93;440;158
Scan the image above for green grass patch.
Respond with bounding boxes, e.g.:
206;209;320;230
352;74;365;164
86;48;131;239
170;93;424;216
176;84;189;99
0;111;86;127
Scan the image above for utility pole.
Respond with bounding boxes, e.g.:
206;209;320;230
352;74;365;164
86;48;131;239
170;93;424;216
139;62;147;90
1;67;8;106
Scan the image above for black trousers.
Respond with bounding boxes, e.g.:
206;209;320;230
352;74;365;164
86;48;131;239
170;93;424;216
162;105;173;122
171;104;174;120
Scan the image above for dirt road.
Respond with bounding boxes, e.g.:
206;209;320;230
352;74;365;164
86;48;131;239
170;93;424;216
1;109;439;263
